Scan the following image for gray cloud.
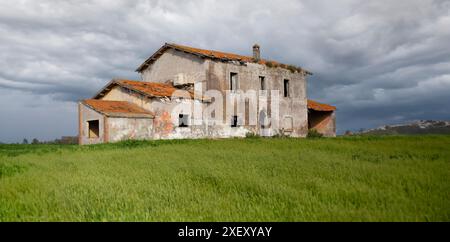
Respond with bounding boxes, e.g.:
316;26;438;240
0;0;449;142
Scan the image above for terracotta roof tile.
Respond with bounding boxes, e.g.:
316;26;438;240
82;99;154;118
136;43;312;75
117;80;193;99
93;79;208;101
307;99;336;112
170;43;255;62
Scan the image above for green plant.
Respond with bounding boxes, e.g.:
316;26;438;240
307;129;323;138
287;65;298;73
265;61;274;68
245;132;260;139
272;132;290;138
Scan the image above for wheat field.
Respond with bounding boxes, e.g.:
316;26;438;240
0;136;449;221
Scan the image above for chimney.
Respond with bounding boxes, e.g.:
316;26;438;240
253;44;260;61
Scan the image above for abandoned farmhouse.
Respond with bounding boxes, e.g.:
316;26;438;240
78;43;336;145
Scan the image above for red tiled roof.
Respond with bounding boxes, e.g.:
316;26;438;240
118;80;193;98
170;43;258;63
307;99;336;112
82;99;154;118
136;43;312;75
93;79;206;101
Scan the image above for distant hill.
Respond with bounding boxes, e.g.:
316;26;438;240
358;120;450;135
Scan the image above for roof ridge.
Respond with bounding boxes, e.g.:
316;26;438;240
168;43;250;59
136;43;312;75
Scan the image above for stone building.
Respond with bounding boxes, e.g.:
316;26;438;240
78;43;336;144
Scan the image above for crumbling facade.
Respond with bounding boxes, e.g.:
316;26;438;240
79;43;336;144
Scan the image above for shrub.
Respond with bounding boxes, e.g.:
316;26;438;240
272;131;290;138
245;132;260;139
344;130;353;136
307;129;323;138
265;61;274;68
287;65;298;73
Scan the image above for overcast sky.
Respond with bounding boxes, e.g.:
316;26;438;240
0;0;449;142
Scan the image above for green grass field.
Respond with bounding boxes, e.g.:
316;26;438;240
0;136;449;221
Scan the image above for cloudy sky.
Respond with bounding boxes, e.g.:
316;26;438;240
0;0;449;142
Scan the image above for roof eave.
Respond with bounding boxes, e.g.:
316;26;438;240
136;43;174;73
308;107;336;112
92;79;118;99
104;112;154;119
307;99;336;111
81;101;108;116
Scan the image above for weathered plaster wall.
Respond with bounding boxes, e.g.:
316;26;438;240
150;97;253;139
308;111;336;137
205;60;308;137
150;98;213;139
107;117;154;142
140;53;309;138
141;49;207;88
79;103;105;145
101;86;152;110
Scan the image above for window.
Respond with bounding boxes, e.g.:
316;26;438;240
259;76;266;90
284;79;290;97
88;120;99;138
259;111;269;129
231;115;238;127
230;72;238;91
282;116;294;131
179;114;189;127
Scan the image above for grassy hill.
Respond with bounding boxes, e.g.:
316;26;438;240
360;120;450;135
0;136;449;221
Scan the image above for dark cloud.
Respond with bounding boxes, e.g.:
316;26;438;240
0;0;449;142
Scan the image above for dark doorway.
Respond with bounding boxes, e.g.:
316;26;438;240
88;120;99;138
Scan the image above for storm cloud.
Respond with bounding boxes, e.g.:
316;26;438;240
0;0;449;142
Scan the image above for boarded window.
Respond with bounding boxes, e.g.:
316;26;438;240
284;79;290;97
231;115;239;127
259;76;266;90
245;99;249;126
282;116;294;131
230;72;238;91
179;114;189;127
88;120;99;138
259;111;270;128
